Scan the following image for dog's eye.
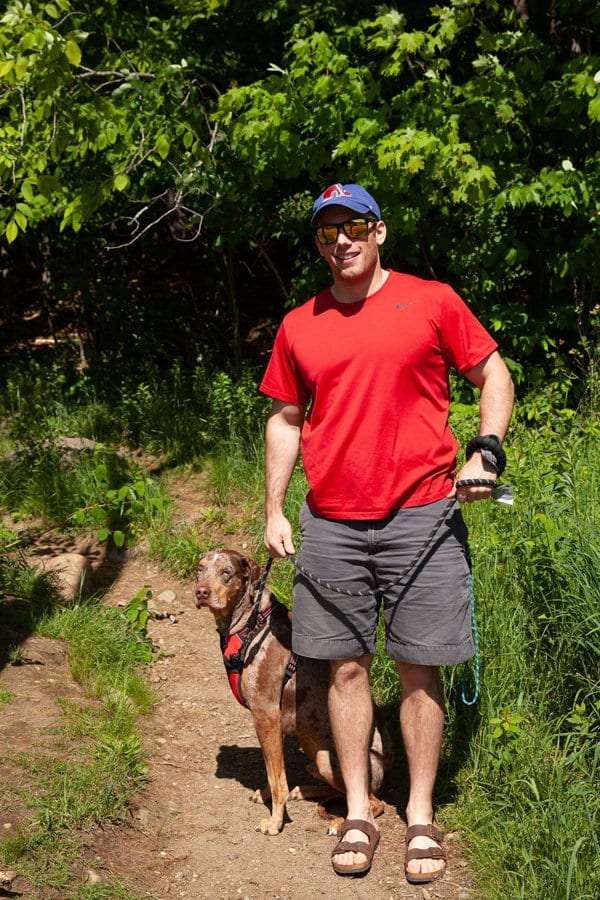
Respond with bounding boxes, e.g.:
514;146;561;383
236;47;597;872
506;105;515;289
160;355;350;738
222;570;233;581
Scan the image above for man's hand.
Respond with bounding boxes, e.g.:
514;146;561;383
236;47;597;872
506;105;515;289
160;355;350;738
451;350;514;505
450;452;497;504
264;512;295;558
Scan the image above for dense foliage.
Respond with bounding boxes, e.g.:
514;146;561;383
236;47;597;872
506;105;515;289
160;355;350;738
1;1;599;382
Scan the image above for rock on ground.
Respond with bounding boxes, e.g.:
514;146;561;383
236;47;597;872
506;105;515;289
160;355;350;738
37;552;92;602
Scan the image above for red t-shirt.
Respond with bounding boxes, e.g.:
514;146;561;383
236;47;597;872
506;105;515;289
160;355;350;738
259;270;498;519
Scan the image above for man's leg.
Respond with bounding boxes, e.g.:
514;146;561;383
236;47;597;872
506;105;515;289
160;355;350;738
396;661;445;878
329;653;375;868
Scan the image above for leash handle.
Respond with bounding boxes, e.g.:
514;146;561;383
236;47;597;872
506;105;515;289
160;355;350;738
455;478;497;488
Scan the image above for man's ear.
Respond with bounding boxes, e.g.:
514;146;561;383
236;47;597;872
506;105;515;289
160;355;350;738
375;220;386;246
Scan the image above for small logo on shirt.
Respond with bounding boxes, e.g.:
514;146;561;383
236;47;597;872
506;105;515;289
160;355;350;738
395;301;417;312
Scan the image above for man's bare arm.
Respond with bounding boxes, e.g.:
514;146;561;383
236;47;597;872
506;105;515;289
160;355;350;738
453;350;515;502
264;398;305;557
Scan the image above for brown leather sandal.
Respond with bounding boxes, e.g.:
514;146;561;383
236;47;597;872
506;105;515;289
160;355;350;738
404;823;447;885
331;818;380;876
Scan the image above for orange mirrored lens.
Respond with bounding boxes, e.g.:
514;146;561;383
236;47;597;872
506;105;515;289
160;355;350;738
345;220;370;239
316;225;340;244
315;219;371;245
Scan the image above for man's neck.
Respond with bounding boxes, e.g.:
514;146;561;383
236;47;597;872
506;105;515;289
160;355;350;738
330;263;389;304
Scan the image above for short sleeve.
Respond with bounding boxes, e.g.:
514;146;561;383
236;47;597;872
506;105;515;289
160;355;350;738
259;321;311;406
437;286;498;373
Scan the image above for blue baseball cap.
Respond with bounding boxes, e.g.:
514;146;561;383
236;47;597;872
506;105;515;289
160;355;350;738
311;183;381;225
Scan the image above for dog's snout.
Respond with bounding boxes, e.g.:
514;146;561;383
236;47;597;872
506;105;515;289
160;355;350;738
195;584;210;608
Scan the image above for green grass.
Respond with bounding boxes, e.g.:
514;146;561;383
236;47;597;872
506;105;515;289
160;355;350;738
0;440;170;555
72;884;146;900
0;686;13;705
148;520;221;577
0;557;154;896
1;353;269;465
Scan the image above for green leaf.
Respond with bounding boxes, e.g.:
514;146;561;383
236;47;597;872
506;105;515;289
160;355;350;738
134;480;146;496
113;173;129;191
14;210;27;231
64;40;82;66
98;527;110;541
45;3;60;18
0;59;14;78
20;33;37;51
118;485;130;501
72;509;86;525
15;57;28;79
90;506;106;524
94;463;108;482
155;134;170;159
5;220;18;243
588;96;600;122
113;530;125;548
183;131;194;148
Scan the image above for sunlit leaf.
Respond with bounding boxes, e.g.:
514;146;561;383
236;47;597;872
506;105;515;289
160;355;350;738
64;39;81;66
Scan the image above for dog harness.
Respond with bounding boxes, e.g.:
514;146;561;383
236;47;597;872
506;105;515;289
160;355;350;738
220;603;298;709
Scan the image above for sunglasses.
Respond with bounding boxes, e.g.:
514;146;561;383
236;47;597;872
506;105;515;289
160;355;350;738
314;217;376;245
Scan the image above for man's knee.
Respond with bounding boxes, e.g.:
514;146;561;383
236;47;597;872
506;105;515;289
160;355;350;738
330;654;372;690
396;661;440;697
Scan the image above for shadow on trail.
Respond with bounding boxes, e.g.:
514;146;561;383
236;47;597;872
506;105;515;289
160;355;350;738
215;737;315;793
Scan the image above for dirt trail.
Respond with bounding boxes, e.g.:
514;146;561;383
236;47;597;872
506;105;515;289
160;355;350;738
92;473;473;900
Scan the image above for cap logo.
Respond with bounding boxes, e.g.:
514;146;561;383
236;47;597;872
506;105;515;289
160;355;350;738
321;183;353;200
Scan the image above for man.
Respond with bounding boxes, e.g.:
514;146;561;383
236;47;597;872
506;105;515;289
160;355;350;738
260;184;514;884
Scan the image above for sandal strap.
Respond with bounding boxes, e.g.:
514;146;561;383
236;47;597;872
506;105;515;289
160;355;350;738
405;823;444;844
340;818;379;845
406;847;447;863
333;819;380;863
331;840;369;857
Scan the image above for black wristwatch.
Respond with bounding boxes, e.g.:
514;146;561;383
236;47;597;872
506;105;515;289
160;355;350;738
465;434;506;476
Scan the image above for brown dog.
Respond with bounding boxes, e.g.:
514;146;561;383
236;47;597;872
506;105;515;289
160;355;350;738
195;549;391;835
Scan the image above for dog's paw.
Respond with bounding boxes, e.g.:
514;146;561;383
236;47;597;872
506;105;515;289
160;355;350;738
288;786;302;801
249;788;269;805
325;815;344;837
259;817;283;836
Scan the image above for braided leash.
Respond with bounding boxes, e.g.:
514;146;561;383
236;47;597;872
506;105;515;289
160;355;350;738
256;480;504;706
288;498;458;599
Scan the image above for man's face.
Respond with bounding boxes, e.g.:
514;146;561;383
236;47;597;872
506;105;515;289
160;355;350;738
314;204;386;283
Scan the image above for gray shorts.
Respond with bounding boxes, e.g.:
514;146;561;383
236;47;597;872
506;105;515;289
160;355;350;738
292;498;474;666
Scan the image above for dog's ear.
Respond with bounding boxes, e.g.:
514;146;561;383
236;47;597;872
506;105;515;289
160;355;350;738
240;555;261;585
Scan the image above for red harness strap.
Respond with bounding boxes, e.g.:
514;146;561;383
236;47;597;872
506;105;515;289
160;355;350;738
220;606;297;708
221;630;246;706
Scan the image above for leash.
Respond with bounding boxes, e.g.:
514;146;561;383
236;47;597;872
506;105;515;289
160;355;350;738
243;556;274;633
288;498;457;600
254;480;508;706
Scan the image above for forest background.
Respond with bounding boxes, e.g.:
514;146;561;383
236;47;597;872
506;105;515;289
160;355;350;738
1;1;599;899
